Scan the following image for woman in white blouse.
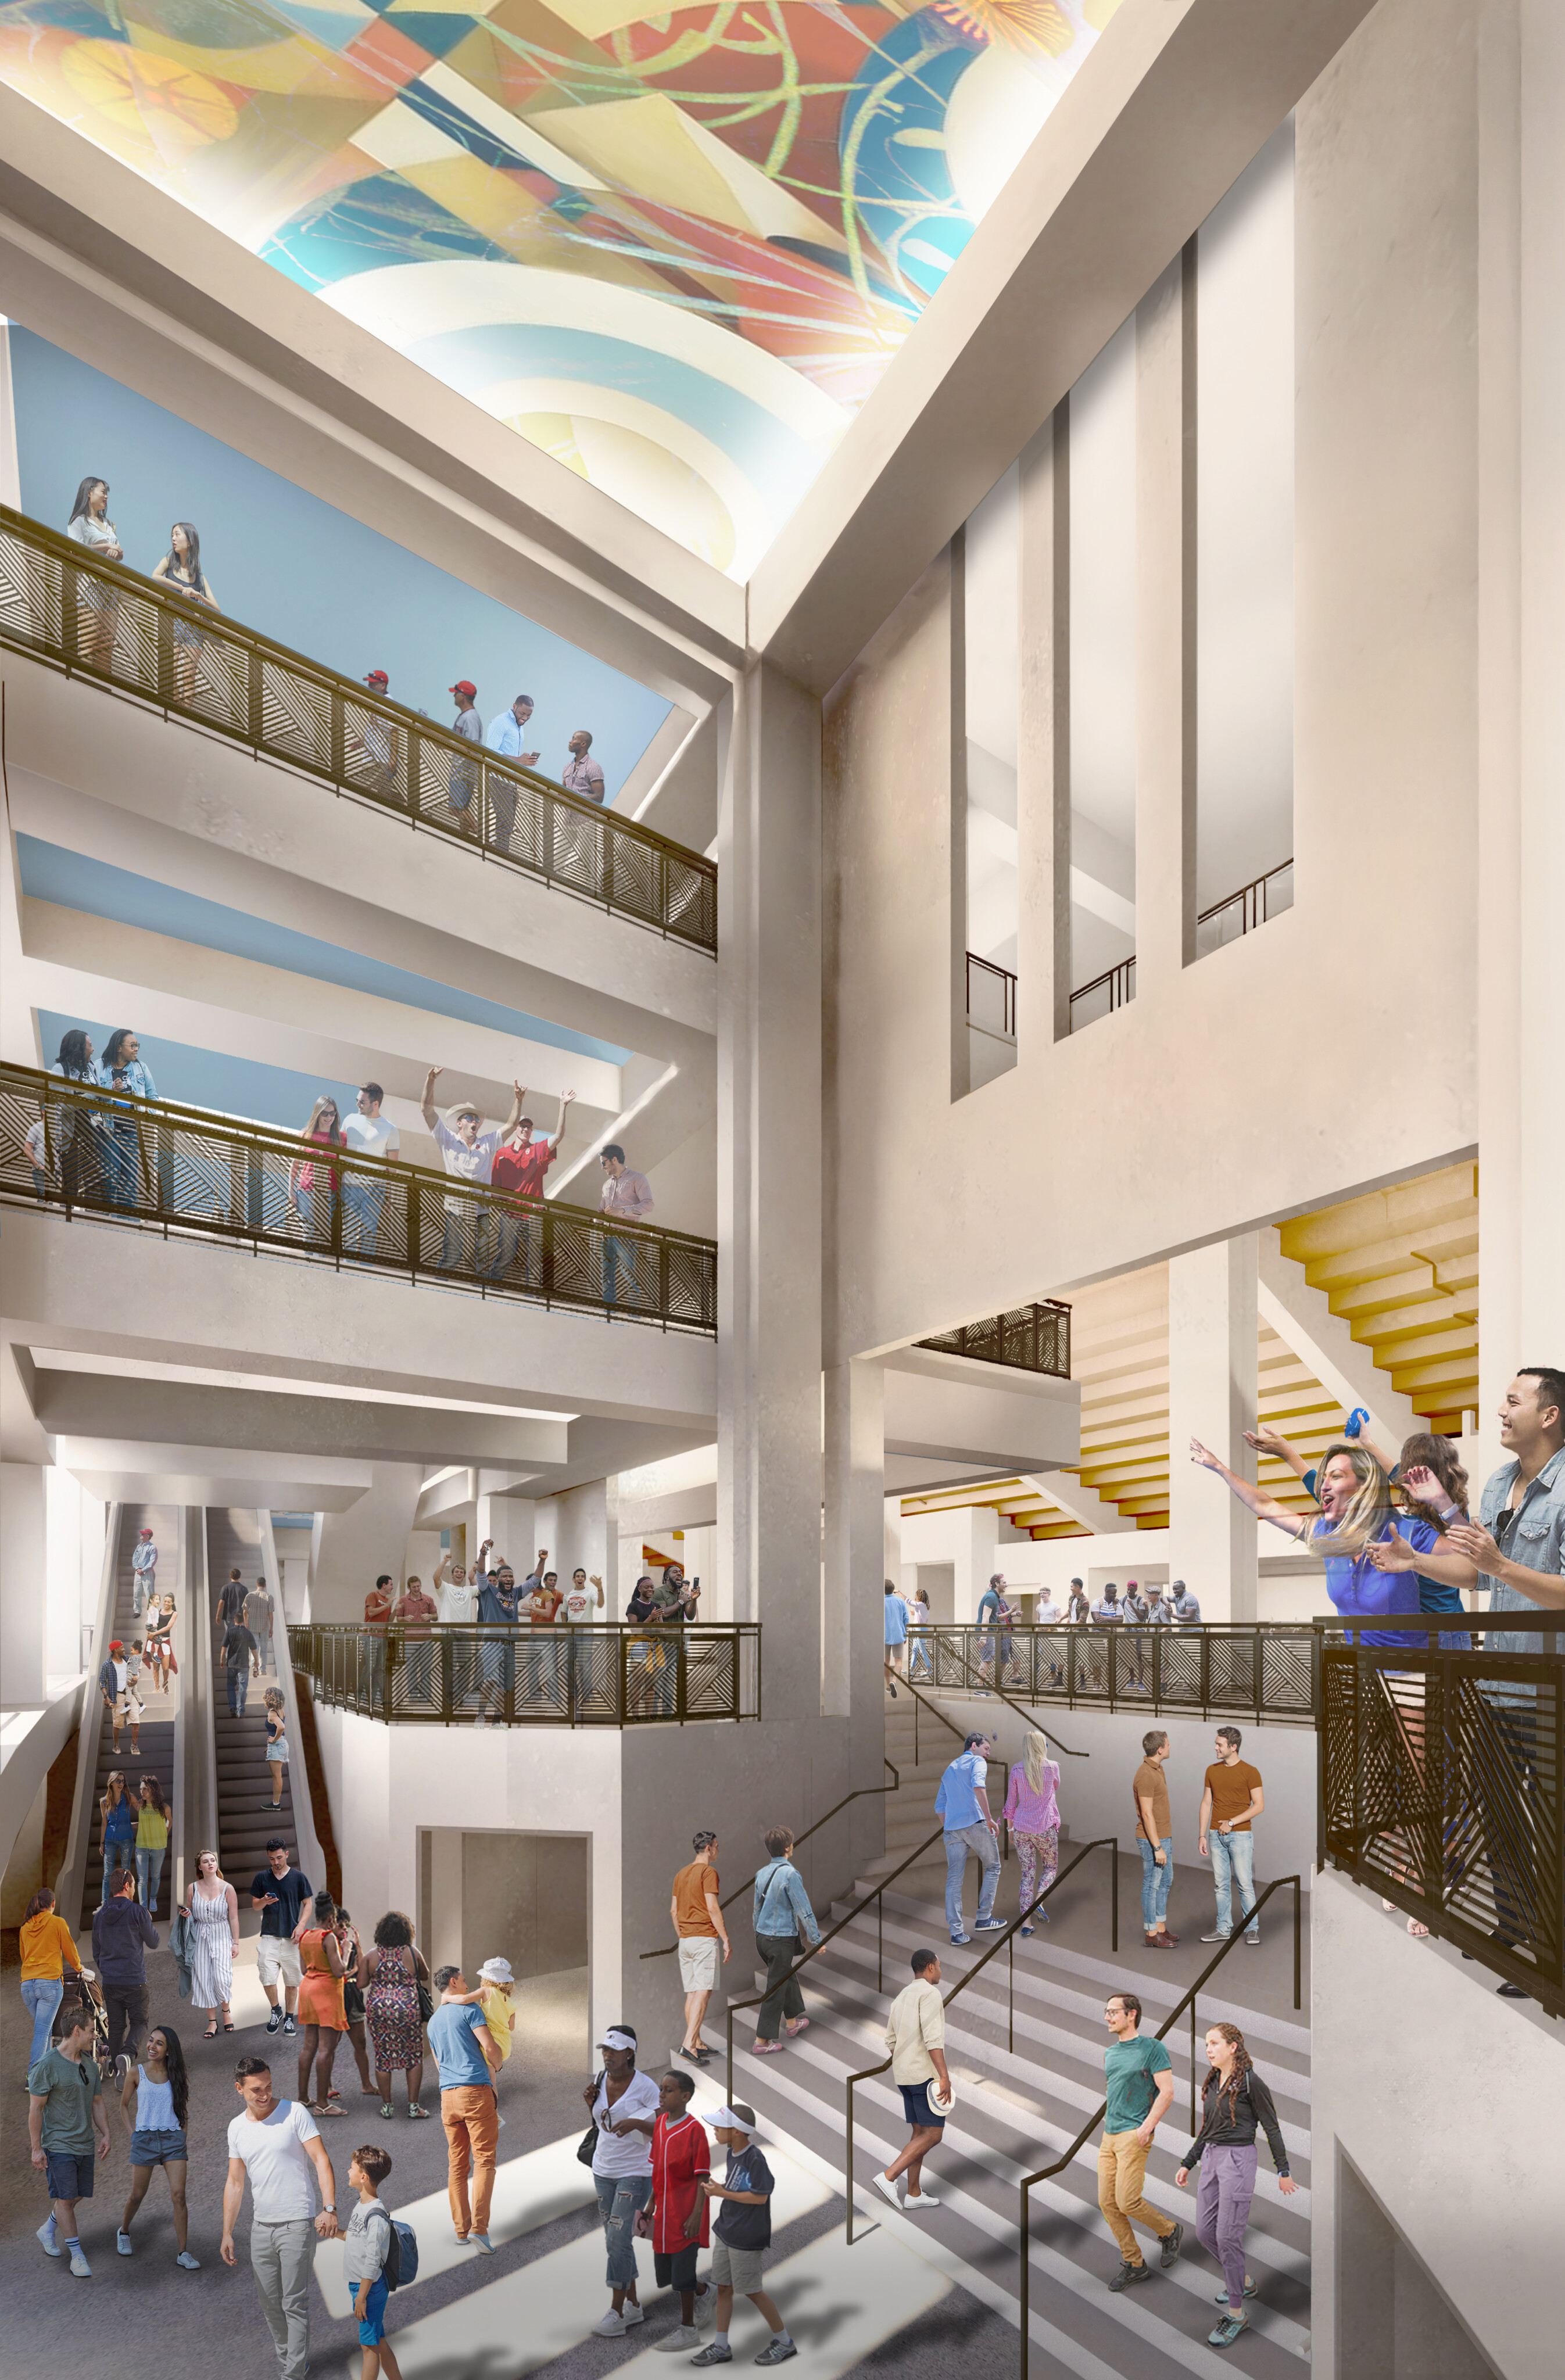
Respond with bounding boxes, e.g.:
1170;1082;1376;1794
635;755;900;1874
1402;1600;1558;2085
66;476;124;671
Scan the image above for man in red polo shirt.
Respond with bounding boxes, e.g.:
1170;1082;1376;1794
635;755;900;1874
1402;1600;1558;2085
647;2070;715;2348
393;1573;440;1709
489;1084;574;1285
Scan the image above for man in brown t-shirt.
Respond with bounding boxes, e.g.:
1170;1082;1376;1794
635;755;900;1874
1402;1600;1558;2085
1133;1731;1177;1948
1198;1726;1265;1945
671;1829;729;2067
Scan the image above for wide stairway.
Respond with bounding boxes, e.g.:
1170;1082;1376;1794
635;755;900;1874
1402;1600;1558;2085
206;1509;298;1912
730;1694;1312;2380
83;1502;178;1917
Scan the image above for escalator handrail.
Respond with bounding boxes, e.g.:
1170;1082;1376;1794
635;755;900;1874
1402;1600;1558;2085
58;1499;123;1930
257;1514;328;1895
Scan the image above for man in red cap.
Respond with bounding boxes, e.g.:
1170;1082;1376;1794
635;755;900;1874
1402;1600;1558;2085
356;669;400;801
449;680;483;833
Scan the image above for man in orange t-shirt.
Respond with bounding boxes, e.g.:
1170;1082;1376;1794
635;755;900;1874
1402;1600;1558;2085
671;1830;729;2069
1198;1726;1265;1945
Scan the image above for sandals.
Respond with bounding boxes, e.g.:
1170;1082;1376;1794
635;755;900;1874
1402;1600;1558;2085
379;2102;396;2119
407;2102;430;2119
752;2040;786;2055
203;2025;218;2041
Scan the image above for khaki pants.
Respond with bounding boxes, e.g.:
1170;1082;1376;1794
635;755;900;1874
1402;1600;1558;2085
443;2084;498;2238
1097;2128;1176;2266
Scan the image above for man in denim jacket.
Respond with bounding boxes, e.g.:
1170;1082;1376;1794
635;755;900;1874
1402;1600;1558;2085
1445;1368;1565;1999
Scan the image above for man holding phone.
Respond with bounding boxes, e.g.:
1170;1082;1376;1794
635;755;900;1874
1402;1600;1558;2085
251;1838;313;2034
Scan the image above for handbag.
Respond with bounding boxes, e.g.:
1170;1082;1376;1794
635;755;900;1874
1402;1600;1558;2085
576;2069;606;2167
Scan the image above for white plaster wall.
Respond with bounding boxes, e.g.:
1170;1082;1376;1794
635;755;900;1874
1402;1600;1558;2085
1311;1863;1560;2380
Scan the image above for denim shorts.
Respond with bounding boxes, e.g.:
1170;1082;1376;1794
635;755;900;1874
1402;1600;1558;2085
130;2127;188;2167
357;2274;389;2345
45;2148;95;2200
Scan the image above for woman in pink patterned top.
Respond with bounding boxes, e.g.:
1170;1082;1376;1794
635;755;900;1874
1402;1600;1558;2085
1004;1731;1062;1936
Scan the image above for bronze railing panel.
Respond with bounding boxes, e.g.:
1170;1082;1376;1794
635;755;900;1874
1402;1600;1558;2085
289;1621;759;1727
915;1299;1071;1379
3;1062;717;1335
0;504;717;952
911;1621;1317;1721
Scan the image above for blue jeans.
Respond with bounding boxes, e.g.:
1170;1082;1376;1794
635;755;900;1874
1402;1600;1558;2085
1138;1837;1173;1931
227;1663;251;1715
595;2173;651;2290
603;1233;641;1313
489;1207;541;1282
134;1846;166;1912
103;1121;140;1209
102;1838;136;1899
944;1823;1000;1935
22;1976;63;2069
342;1181;384;1255
1211;1830;1258;1939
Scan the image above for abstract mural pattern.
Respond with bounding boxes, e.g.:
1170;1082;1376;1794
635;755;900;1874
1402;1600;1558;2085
0;1;1120;573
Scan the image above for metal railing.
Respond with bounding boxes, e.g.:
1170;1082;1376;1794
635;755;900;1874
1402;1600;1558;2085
845;1836;1122;2246
916;1300;1071;1380
1195;858;1294;958
289;1621;759;1729
0;503;717;952
914;1621;1319;1723
1320;1615;1564;2016
3;1063;717;1334
1068;955;1135;1031
965;952;1017;1040
1016;1870;1302;2379
641;1760;902;1963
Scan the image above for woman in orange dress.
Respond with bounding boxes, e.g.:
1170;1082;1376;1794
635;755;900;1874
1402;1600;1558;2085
294;1891;348;2114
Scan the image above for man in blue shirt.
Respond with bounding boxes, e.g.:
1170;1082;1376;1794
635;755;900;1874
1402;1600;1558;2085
428;1967;500;2250
935;1733;1001;1945
483;693;540;851
472;1554;520;1727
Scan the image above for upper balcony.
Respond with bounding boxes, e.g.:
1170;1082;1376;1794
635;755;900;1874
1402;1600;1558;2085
0;505;717;954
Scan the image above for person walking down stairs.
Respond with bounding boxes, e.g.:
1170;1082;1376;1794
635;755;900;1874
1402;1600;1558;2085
875;1948;951;2214
1174;2021;1297;2351
936;1733;1003;1946
1098;1989;1183;2294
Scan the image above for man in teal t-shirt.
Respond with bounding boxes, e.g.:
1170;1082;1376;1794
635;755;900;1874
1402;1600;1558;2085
1098;1990;1181;2290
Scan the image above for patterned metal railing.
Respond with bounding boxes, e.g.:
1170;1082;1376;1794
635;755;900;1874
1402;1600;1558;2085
1320;1615;1564;2016
0;503;717;952
1195;856;1295;958
289;1621;758;1728
2;1062;717;1335
916;1299;1071;1379
910;1620;1317;1722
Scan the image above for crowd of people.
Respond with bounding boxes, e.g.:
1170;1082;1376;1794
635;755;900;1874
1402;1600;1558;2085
882;1572;1204;1700
62;479;610;823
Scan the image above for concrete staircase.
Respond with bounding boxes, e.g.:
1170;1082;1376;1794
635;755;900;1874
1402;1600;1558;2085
729;1696;1310;2380
83;1503;177;1917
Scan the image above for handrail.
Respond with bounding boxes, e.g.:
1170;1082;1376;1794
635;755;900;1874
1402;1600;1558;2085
1196;857;1294;940
845;1836;1122;2245
640;1759;901;1960
919;1619;1319;1725
915;1299;1070;1381
184;1508;219;1910
292;1619;760;1729
258;1514;329;1901
3;1063;717;1336
965;951;1017;1039
59;1500;121;1930
1016;1870;1302;2380
909;1632;1091;1758
0;503;717;952
1068;955;1136;1028
724;1821;948;2096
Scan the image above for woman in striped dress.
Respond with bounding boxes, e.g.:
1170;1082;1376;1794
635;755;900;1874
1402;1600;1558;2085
185;1851;238;2038
362;1911;431;2119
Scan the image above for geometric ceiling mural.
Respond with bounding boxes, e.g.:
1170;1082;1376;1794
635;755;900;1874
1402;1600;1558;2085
0;0;1120;575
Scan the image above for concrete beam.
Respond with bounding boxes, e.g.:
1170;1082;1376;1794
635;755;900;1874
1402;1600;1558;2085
1016;1469;1137;1535
882;1361;1079;1473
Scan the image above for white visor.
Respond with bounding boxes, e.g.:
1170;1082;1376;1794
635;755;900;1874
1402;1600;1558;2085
599;2029;636;2053
707;2105;756;2135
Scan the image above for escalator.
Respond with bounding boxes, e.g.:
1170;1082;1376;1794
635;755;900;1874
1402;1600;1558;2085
203;1510;321;1908
81;1503;178;1917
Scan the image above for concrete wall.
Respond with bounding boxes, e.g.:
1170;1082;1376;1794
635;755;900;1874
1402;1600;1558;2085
1311;1864;1559;2380
821;0;1479;1377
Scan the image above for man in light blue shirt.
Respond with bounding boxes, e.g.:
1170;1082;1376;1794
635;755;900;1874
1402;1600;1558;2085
483;694;539;850
427;1966;500;2249
936;1733;1001;1945
131;1526;157;1618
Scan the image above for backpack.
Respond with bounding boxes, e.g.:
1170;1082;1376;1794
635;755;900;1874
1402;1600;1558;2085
381;2210;418;2291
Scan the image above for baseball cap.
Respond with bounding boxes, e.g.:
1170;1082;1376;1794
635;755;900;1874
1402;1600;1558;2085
449;679;477;697
364;669;388;686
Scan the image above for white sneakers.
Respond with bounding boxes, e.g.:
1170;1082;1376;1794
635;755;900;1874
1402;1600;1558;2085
37;2217;60;2257
693;2282;717;2328
117;2228;133;2255
176;2249;201;2270
873;2172;902;2210
903;2191;940;2209
655;2327;702;2354
595;2304;646;2337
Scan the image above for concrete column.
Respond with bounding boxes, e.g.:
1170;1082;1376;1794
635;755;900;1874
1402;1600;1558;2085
951;1502;998;1627
1017;408;1072;1041
307;1462;422;1621
1167;1237;1258;1619
1135;244;1197;990
478;1493;535;1580
715;664;823;1720
822;1359;885;1725
1;1461;46;1702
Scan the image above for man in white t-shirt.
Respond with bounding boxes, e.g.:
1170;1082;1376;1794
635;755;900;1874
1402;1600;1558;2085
435;1551;479;1707
420;1066;523;1273
338;1081;400;1256
222;2056;339;2380
563;1567;606;1709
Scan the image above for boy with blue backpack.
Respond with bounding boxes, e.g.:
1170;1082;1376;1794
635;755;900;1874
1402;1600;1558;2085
346;2143;417;2380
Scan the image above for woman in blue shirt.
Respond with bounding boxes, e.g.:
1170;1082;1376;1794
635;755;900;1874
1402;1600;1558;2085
96;1028;157;1213
1246;1424;1474;1648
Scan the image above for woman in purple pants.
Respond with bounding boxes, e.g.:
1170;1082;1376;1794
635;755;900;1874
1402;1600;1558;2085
1174;2023;1297;2350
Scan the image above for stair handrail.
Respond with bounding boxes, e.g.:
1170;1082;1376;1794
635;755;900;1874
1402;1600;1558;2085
182;1512;219;1905
259;1514;329;1897
723;1816;949;2096
171;1509;194;1909
58;1500;122;1930
642;1759;902;1960
843;1835;1121;2246
916;1632;1091;1757
0;501;717;952
1015;1870;1302;2380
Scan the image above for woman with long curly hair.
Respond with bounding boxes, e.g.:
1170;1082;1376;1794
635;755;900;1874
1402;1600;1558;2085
362;1910;431;2119
1175;2021;1297;2349
117;2023;199;2267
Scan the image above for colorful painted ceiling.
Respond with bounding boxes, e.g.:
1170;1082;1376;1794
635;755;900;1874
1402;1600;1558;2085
0;1;1120;575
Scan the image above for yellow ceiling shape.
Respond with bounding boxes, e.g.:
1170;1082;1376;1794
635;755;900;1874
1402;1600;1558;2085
523;91;851;250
